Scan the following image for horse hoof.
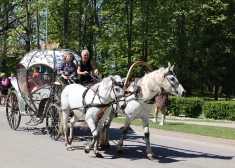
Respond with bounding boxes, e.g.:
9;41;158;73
117;150;124;154
84;146;90;153
105;144;111;148
66;147;73;151
100;144;111;149
100;145;106;149
147;154;155;161
96;153;103;158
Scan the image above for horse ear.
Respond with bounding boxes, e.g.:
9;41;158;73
164;66;170;73
168;62;171;68
122;78;126;83
171;65;174;71
165;62;170;72
110;76;115;82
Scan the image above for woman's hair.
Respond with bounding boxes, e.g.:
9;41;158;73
63;52;75;62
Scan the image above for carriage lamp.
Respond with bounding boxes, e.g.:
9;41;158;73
44;69;50;81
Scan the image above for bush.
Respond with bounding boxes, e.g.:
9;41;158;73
167;96;204;118
202;101;235;120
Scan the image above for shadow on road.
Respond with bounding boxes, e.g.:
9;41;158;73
16;125;234;163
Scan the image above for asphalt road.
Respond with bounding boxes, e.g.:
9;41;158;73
0;106;235;168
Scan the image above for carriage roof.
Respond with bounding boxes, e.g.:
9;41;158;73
19;49;81;70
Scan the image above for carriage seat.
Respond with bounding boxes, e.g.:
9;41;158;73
56;77;67;88
56;76;78;88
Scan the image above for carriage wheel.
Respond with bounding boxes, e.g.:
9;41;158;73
6;91;21;130
46;103;61;140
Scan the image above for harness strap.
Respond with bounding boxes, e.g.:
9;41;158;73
96;108;106;121
68;86;113;112
85;102;112;108
82;87;90;109
68;100;112;111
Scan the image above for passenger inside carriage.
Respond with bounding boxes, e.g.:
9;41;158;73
27;66;52;93
77;49;99;86
27;66;42;92
57;52;79;87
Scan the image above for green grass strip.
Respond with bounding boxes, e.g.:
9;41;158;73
113;118;235;140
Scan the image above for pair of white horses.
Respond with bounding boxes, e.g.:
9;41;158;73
59;63;185;160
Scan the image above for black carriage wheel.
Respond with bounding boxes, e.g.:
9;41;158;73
46;103;61;140
6;91;21;130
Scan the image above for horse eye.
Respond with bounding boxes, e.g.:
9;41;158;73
115;88;120;92
170;77;175;81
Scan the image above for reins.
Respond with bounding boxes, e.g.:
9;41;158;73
69;80;125;114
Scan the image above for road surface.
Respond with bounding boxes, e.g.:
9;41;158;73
0;106;234;168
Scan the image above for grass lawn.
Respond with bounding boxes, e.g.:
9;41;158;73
112;117;235;140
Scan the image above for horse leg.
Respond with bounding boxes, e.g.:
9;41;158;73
84;118;98;154
93;130;103;158
100;110;115;148
66;115;79;151
117;118;130;154
159;106;166;126
142;117;154;160
60;110;70;150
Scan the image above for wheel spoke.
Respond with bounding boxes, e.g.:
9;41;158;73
6;92;21;130
46;103;61;140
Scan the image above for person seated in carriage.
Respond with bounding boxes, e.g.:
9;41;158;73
77;49;99;85
57;52;79;87
27;66;42;92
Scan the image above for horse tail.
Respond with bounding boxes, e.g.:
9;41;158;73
59;115;64;135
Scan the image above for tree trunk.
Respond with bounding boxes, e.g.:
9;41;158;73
25;0;30;52
78;0;83;50
36;2;40;49
63;0;69;48
214;85;219;100
126;0;133;68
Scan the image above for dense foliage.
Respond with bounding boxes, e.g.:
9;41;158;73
167;96;235;121
0;0;234;98
203;101;235;120
167;96;204;118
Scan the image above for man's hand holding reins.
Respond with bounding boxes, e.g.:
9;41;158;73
94;69;99;76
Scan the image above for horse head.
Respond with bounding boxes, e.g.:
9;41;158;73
162;62;186;97
139;62;186;100
102;75;125;101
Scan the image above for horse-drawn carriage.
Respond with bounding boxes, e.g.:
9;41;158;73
5;48;186;159
5;49;81;140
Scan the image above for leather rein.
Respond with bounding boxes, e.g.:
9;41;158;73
69;81;124;114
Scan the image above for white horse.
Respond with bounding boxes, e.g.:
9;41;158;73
59;75;125;158
100;63;186;160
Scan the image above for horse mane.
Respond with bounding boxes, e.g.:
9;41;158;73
91;76;110;89
138;67;165;100
91;75;121;89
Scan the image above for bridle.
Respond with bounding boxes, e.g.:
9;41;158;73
164;71;180;95
111;81;127;112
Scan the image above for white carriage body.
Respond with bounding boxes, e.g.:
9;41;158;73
14;49;80;116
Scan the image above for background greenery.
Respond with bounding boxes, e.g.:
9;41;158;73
0;0;234;100
167;96;235;121
113;117;235;140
